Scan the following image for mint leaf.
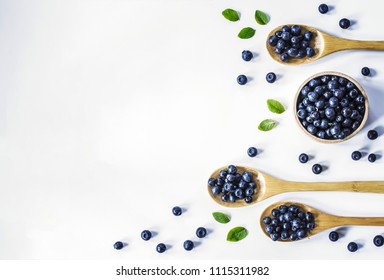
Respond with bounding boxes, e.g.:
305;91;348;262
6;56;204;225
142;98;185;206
212;212;230;224
258;119;277;131
267;99;285;114
227;226;247;242
238;27;255;39
255;10;269;25
222;9;239;22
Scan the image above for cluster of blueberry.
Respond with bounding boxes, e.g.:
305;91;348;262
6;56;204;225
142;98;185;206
296;73;366;140
113;206;207;253
237;50;254;85
262;204;315;241
328;230;384;252
268;24;315;62
298;153;324;175
351;129;379;162
318;3;351;29
208;165;257;204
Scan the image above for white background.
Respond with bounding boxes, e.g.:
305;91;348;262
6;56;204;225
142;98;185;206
1;0;384;260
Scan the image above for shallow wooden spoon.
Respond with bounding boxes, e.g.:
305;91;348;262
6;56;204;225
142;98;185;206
208;166;384;207
266;24;384;65
260;201;384;242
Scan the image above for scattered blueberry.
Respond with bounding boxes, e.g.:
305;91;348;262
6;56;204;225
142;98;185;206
242;50;253;61
367;130;378;140
318;4;329;14
183;240;194;251
368;153;377;163
141;230;152;241
172;206;182;216
247;147;258;157
156;243;166;253
262;203;315;241
347;241;358;252
312;164;322;175
196;227;207;238
339;18;351;29
373;235;384;247
113;241;124;250
299;153;309;163
266;72;277;83
361;67;370;76
351;151;362;161
237;75;248;85
329;231;339;242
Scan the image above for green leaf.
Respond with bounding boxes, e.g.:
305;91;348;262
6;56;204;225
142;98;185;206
222;9;240;22
255;10;269;25
212;212;230;224
267;99;285;114
227;226;248;242
258;119;277;131
238;27;256;39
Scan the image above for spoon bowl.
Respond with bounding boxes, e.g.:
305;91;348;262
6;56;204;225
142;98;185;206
208;165;384;207
260;201;384;242
266;24;384;65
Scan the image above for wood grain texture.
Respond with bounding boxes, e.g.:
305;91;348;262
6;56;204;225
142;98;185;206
260;201;384;242
207;166;384;207
266;24;384;65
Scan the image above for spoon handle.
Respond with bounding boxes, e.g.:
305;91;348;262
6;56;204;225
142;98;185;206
333;216;384;227
282;180;384;193
334;38;384;51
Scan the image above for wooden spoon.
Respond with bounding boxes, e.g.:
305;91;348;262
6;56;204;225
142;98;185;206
260;201;384;242
266;24;384;65
208;166;384;207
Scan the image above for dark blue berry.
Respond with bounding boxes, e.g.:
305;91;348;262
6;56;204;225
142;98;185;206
156;243;166;253
373;235;384;247
304;31;313;41
227;165;237;174
237;74;247;85
329;231;339;242
268;35;278;46
208;178;216;187
280;53;289;62
242;50;253;61
299;153;309;163
141;230;152;241
211;186;220;195
266;72;277;83
368;153;377;163
361;67;370;76
263;216;272;225
367;130;378;140
281;25;291;32
339;18;351;29
318;4;329;14
242;171;252;183
351;151;362;161
244;196;253;203
172;206;182;216
270;233;280;241
196;227;207;238
312;164;322;174
113;241;124;250
183;240;194;251
347;242;358;252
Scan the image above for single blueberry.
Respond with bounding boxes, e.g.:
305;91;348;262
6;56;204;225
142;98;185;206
288;205;299;214
211;186;220;195
329;231;339;242
275;30;283;37
234;188;244;198
290;233;298;241
242;171;253;183
281;25;291;32
266;72;277;83
297;109;307;119
299;153;309;163
141;230;152;241
113;241;124;250
307;124;317;135
196;227;207;238
308;91;319;102
242;50;253;61
183;240;194;251
244;196;253;204
342;118;352;128
318;3;329;14
329;97;339;107
301;40;310;48
228;193;236;203
172;206;182;216
227;165;237;174
347;242;358;252
325;107;336;120
320;119;329;129
270;233;280;241
309;78;321;88
349;89;359;99
287;48;299;57
297;229;307;239
361;67;370;76
280;230;289;240
304;31;313;41
156;243;166;253
351;151;362;161
373;235;384;247
281;31;291;41
265;224;274;234
339;18;351;29
355;95;364;104
316;130;326;139
368;153;377;163
237;74;247;85
280;52;289;62
291;25;301;35
221;194;228;202
306;47;315;57
312;164;322;175
208;178;216;187
245;187;254;197
263;216;272;225
268;35;278;46
367;130;378;140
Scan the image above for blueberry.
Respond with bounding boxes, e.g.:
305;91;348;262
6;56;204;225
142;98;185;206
266;72;277;83
275;30;283;37
368;153;377;163
244;196;253;203
211;186;220;195
227;165;237;174
270;233;280;241
325;107;336;120
373;235;384;247
280;230;289;240
288;205;299;214
242;50;253;61
237;74;247;85
219;170;228;178
172;206;182;216
306;47;315;57
265;224;274;234
304;31;313;41
329;97;339;107
280;53;289;62
297;229;307;239
339;18;351;29
113;241;124;250
312;164;322;175
196;227;207;238
287;48;299;57
276;39;286;50
290;233;298;241
305;212;314;222
320;119;329;129
141;230;152;241
308;91;319;102
183;240;194;251
352;121;360;131
316;130;326;139
307;124;317;135
234;188;244;199
329;231;339;242
367;130;378;140
208;178;216;187
242;171;252;183
351;151;362;161
245;187;254;197
340;98;349;108
156;243;166;253
228;193;236;203
291;36;301;44
355;95;364;104
342;118;352;127
349;89;359;99
281;31;291;41
291;25;301;35
281;25;291;32
361;66;370;76
299;153;309;163
347;242;358;252
318;3;329;14
327;80;339;90
263;216;272;225
268;35;278;46
297;109;307;119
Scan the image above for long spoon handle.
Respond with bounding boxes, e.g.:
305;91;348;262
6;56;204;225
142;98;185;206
331;216;384;227
326;34;384;52
289;180;384;193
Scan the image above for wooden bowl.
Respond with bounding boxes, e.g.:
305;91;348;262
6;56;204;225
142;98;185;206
294;71;369;143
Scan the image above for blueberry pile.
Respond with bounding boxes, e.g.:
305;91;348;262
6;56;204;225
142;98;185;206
268;25;315;62
262;204;315;241
208;165;257;204
296;73;366;140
